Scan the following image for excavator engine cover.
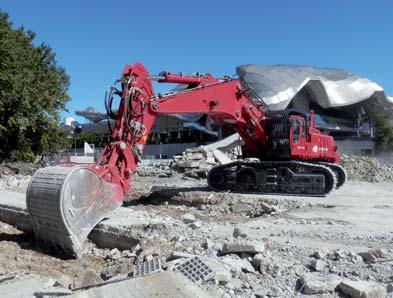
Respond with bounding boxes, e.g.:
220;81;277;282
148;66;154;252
26;165;123;258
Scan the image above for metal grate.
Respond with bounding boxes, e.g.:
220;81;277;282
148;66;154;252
131;257;162;278
175;257;214;284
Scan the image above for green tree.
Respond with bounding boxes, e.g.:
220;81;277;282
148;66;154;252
0;11;70;161
374;114;393;153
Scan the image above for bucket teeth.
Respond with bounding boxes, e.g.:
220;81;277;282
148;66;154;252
26;166;123;258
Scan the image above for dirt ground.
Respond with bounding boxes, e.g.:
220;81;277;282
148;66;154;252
0;173;392;296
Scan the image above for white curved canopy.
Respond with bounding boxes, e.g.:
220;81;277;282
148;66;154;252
237;64;392;115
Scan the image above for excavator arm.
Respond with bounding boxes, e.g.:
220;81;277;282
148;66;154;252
93;62;270;195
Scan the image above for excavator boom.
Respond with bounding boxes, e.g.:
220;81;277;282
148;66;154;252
26;62;345;258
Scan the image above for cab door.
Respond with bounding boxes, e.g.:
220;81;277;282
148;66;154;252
289;116;306;158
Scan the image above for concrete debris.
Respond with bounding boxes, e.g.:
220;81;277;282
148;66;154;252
298;273;342;295
310;259;326;272
387;283;393;293
230;203;254;213
339;280;387;298
71;271;212;298
251;253;264;269
358;248;390;263
168;133;242;178
202;239;214;250
225;277;243;290
219;256;256;274
0;173;31;193
54;274;73;289
233;227;247;238
121;250;137;259
80;269;103;288
176;160;200;168
188;221;202;229
221;241;265;256
105;248;121;260
214;271;232;284
203;133;243;153
181;213;196;224
313;248;330;259
212;149;232;165
167;251;196;261
341;154;393;182
0;274;70;298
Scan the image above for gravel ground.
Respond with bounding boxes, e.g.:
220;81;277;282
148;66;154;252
0;162;392;297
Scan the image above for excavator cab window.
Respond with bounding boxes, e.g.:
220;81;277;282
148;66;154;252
292;119;300;143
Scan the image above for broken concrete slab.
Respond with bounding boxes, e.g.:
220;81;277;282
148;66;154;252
225;278;243;290
214;271;232;284
358;248;389;263
202;133;242;153
167;251;196;261
230;203;254;213
177;160;200;168
0;190;32;233
212;149;232;165
339;280;387;298
0;274;68;298
298;273;342;295
219;256;255;274
387;283;393;293
188;221;201;229
310;259;326;272
71;271;213;298
221;241;265;255
54;274;73;289
181;213;196;224
233;227;247;238
80;269;103;288
0;190;176;254
186;153;204;160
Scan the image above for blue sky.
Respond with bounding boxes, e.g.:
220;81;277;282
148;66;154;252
2;0;393;122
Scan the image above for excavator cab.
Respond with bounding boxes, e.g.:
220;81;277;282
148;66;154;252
264;110;308;159
265;110;339;163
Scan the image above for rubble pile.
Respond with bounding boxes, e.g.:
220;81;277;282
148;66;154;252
0;163;36;192
136;160;174;178
170;146;221;178
170;133;242;179
340;154;393;182
136;138;239;179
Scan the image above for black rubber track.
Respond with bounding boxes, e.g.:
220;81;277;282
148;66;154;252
207;160;338;196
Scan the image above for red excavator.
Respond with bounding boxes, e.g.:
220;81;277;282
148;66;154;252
26;62;346;257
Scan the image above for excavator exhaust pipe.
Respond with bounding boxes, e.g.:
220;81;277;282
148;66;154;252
26;166;123;258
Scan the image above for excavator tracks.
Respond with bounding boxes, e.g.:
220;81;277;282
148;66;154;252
207;160;337;196
318;162;347;189
26;166;123;258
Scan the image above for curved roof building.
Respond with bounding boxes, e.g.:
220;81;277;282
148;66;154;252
237;64;393;117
